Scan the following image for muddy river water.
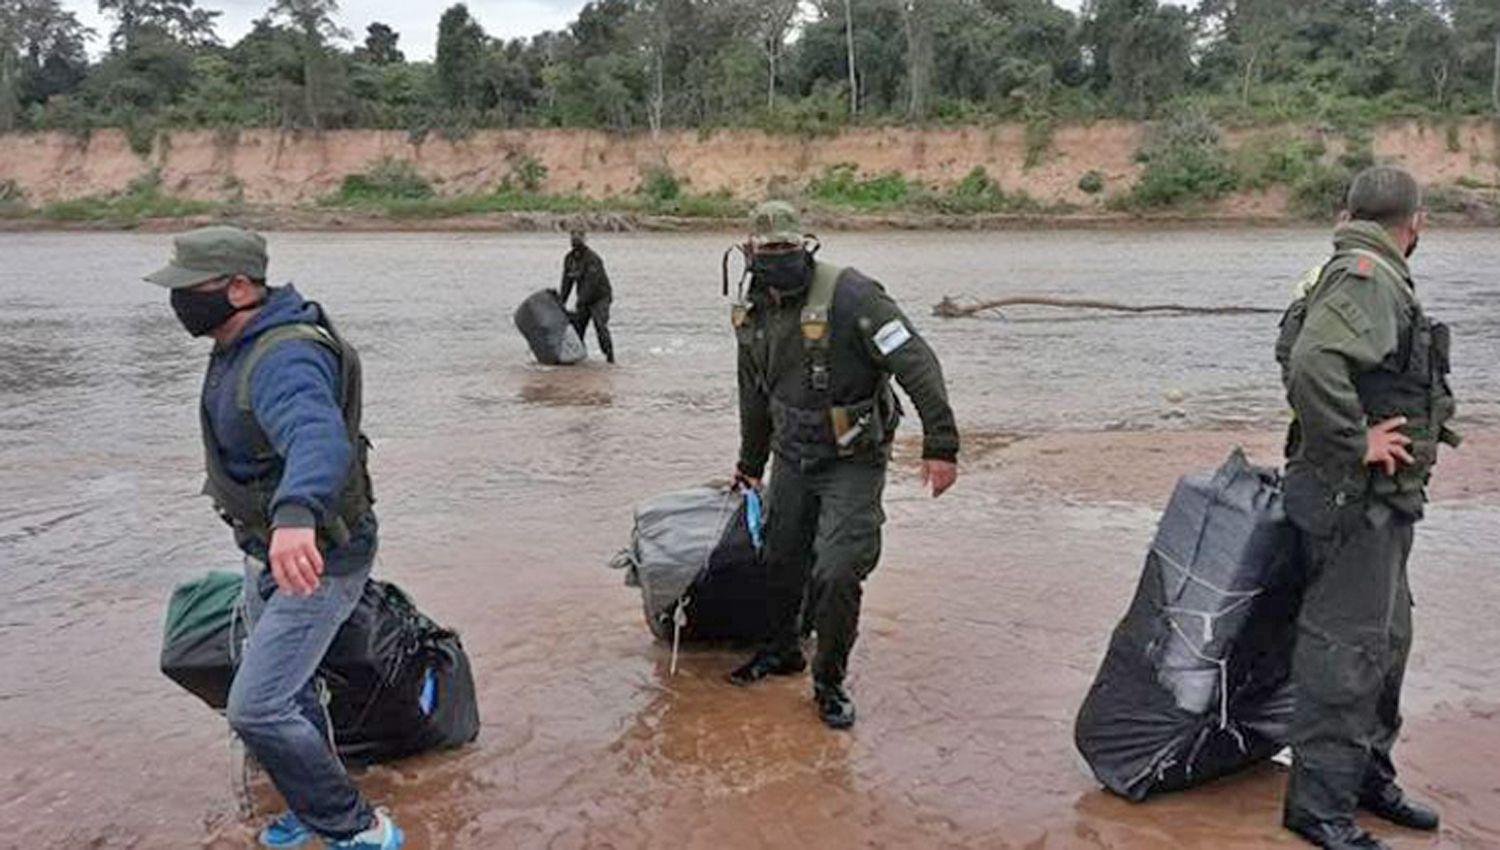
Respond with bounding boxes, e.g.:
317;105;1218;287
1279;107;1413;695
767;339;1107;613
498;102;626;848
1;228;1497;849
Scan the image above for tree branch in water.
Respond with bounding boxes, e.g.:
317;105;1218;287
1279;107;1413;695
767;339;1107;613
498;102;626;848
932;296;1281;319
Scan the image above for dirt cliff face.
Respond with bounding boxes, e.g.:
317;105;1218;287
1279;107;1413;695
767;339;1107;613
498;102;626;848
0;121;1496;216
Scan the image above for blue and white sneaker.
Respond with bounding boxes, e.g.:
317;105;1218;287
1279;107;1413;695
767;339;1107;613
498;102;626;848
258;811;313;848
327;809;404;850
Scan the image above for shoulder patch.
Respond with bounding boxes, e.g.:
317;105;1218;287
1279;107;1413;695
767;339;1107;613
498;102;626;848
873;319;913;355
1350;256;1374;278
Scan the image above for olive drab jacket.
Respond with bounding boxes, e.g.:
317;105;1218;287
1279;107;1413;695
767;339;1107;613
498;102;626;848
735;261;959;478
1277;220;1459;529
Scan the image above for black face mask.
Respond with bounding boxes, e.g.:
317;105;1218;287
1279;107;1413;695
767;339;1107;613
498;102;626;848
170;286;253;337
750;249;811;294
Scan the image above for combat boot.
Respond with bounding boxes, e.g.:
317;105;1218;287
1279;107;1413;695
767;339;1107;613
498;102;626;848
728;648;806;686
813;680;856;730
1286;819;1390;850
1360;784;1440;831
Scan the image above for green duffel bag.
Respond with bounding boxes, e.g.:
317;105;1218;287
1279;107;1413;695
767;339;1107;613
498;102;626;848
160;570;247;710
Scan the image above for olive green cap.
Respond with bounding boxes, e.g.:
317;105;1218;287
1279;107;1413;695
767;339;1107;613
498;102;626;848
750;200;804;248
144;225;268;289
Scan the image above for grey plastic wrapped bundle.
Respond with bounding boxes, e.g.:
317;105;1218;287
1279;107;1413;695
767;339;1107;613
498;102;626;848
1075;448;1303;800
514;289;586;365
610;485;770;644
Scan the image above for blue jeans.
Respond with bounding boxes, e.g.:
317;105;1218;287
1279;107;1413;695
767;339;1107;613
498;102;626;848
229;525;376;841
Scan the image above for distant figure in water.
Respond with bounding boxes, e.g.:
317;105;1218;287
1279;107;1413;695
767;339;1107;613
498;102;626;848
559;227;615;364
144;226;404;850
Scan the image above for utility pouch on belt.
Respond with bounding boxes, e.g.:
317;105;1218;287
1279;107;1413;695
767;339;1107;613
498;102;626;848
831;398;877;455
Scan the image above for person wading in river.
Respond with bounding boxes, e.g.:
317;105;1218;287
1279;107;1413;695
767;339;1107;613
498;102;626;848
559;227;615;364
727;201;960;728
1276;166;1459;850
145;226;404;850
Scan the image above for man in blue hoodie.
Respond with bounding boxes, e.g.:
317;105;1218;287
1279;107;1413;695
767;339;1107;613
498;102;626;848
146;226;403;850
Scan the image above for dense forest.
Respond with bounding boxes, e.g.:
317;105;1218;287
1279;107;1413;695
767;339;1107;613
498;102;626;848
1;0;1498;139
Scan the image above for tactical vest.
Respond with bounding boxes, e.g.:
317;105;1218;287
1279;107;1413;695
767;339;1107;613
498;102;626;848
201;316;374;550
1276;249;1459;503
733;261;898;466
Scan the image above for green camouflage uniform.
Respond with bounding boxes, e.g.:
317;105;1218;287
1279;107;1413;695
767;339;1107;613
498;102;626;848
1276;220;1459;829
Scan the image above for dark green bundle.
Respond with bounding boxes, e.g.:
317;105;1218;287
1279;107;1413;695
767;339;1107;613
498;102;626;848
160;571;246;709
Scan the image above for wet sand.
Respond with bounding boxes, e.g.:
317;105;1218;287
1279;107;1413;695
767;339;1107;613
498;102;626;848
4;424;1496;849
1;230;1496;849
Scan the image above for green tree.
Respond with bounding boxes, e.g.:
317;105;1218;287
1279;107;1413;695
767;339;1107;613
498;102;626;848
792;0;905;115
227;18;291;126
1393;1;1459;106
748;0;799;109
1;0;91;130
1196;0;1298;105
436;3;488;111
1451;0;1500;112
269;0;350;130
97;0;219;51
570;0;633;59
1084;0;1193;115
902;0;937;120
357;22;402;65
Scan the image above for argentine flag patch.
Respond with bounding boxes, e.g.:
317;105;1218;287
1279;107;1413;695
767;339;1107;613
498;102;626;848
873;319;912;355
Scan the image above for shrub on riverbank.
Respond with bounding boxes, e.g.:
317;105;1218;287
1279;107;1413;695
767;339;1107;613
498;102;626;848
331;159;435;204
318;183;745;221
803;164;1057;216
37;171;216;224
808;164;913;209
926;167;1048;215
1110;110;1239;210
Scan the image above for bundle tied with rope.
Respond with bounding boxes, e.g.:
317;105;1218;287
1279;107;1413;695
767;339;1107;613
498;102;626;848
1074;448;1304;801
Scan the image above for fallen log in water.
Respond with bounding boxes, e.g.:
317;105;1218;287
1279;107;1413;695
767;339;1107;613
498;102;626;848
933;295;1282;319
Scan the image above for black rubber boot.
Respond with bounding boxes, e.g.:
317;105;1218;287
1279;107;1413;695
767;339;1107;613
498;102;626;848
1360;784;1440;831
1286;819;1390;849
813;680;856;730
727;648;806;686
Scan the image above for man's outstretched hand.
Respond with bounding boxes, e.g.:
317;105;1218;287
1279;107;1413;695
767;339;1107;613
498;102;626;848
922;459;958;498
269;526;323;596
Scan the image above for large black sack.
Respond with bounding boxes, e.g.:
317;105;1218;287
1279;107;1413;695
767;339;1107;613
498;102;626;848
160;574;480;764
323;580;481;764
611;485;771;643
1075;449;1302;801
684;493;771;641
514;289;586;365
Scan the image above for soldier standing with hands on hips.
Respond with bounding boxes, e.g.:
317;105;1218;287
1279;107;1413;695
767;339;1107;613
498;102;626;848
1276;167;1459;850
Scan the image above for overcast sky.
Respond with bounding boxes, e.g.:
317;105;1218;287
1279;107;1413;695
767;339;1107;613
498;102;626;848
62;0;1090;61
